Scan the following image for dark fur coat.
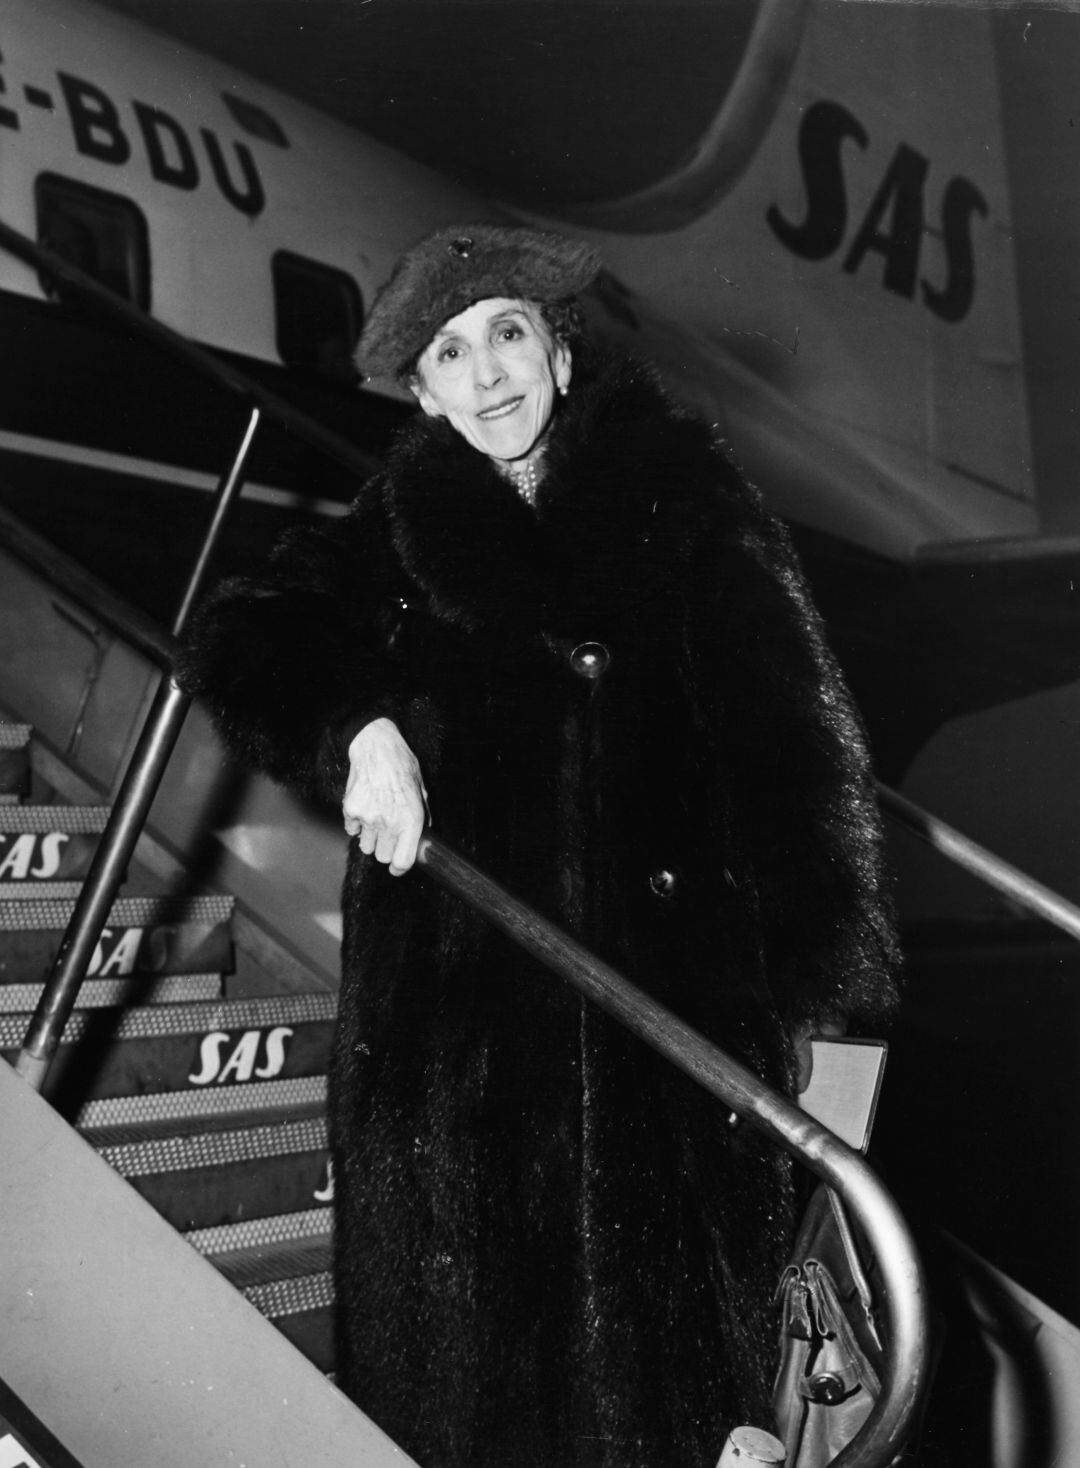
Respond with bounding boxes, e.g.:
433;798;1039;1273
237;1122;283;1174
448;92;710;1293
179;351;899;1468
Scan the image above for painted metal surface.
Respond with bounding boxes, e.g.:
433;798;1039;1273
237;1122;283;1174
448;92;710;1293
0;1056;415;1468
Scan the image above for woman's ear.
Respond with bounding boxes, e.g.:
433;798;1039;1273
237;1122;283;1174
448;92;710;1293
410;374;444;419
554;342;572;395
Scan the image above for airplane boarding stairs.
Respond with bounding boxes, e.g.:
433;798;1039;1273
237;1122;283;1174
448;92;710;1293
0;719;340;1377
3;511;1080;1466
0;710;423;1467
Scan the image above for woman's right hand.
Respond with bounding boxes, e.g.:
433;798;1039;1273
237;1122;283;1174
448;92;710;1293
343;718;429;875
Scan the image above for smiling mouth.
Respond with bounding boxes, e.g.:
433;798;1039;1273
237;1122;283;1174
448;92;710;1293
478;396;524;421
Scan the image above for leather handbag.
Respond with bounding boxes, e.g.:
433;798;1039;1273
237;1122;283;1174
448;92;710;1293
773;1184;885;1467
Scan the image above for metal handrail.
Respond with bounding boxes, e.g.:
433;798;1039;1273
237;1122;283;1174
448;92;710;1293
878;785;1080;944
419;837;931;1466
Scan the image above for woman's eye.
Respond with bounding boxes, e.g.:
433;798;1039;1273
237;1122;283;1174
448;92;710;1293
437;344;460;364
497;323;524;342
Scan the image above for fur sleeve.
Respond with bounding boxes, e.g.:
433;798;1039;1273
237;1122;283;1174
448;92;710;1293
694;456;900;1036
175;485;408;804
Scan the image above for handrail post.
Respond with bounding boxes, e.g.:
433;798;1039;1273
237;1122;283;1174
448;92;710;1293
14;407;262;1091
14;678;190;1091
171;409;262;637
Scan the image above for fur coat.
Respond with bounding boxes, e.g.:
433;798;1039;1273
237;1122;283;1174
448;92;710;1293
178;350;899;1468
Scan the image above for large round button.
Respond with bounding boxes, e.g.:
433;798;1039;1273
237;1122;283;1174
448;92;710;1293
570;641;611;679
649;868;678;899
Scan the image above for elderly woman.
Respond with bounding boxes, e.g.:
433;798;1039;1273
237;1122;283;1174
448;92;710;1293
179;224;898;1468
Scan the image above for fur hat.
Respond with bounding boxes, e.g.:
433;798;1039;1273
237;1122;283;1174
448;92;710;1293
357;224;602;380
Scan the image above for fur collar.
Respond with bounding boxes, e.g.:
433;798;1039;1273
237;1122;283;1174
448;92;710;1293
380;351;728;634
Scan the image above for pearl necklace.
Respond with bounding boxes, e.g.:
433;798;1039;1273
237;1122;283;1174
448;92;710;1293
507;457;540;506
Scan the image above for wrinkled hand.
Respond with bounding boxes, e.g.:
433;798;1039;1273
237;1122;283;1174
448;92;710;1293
343;718;429;875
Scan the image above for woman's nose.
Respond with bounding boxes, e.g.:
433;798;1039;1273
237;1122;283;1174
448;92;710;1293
473;348;506;390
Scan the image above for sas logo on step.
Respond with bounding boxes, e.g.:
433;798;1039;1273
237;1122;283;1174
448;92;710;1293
188;1027;294;1085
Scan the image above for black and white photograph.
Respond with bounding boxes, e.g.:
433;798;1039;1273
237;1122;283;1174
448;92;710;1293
0;2;1077;1465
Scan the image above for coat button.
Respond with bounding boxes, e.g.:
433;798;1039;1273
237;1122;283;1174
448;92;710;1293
570;641;611;679
649;868;677;899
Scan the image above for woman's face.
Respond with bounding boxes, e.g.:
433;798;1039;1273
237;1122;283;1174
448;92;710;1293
412;297;572;463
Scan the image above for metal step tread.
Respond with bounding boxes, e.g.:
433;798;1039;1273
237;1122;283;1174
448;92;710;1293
0;724;32;749
201;1234;333;1291
0;805;109;832
79;1099;328;1150
77;1074;328;1140
0;973;224;1011
96;1113;328;1178
0;892;235;930
0;990;336;1048
0;882;89;900
186;1206;333;1259
243;1269;334;1322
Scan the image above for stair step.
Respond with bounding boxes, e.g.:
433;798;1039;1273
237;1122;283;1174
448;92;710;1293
0;881;96;899
0;722;31;801
76;1074;328;1140
0;804;108;891
243;1268;334;1319
184;1203;337;1374
0;893;235;981
0;728;341;1364
0;972;224;1011
187;1209;336;1371
0;805;108;831
97;1114;329;1176
197;1229;333;1292
241;1269;336;1372
0;991;336;1103
95;1114;331;1230
185;1205;333;1276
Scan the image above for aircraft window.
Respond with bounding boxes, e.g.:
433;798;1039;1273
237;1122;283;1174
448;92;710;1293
35;174;150;311
273;251;362;385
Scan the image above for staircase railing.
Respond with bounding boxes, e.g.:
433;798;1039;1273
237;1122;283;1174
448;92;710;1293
2;215;1066;1465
